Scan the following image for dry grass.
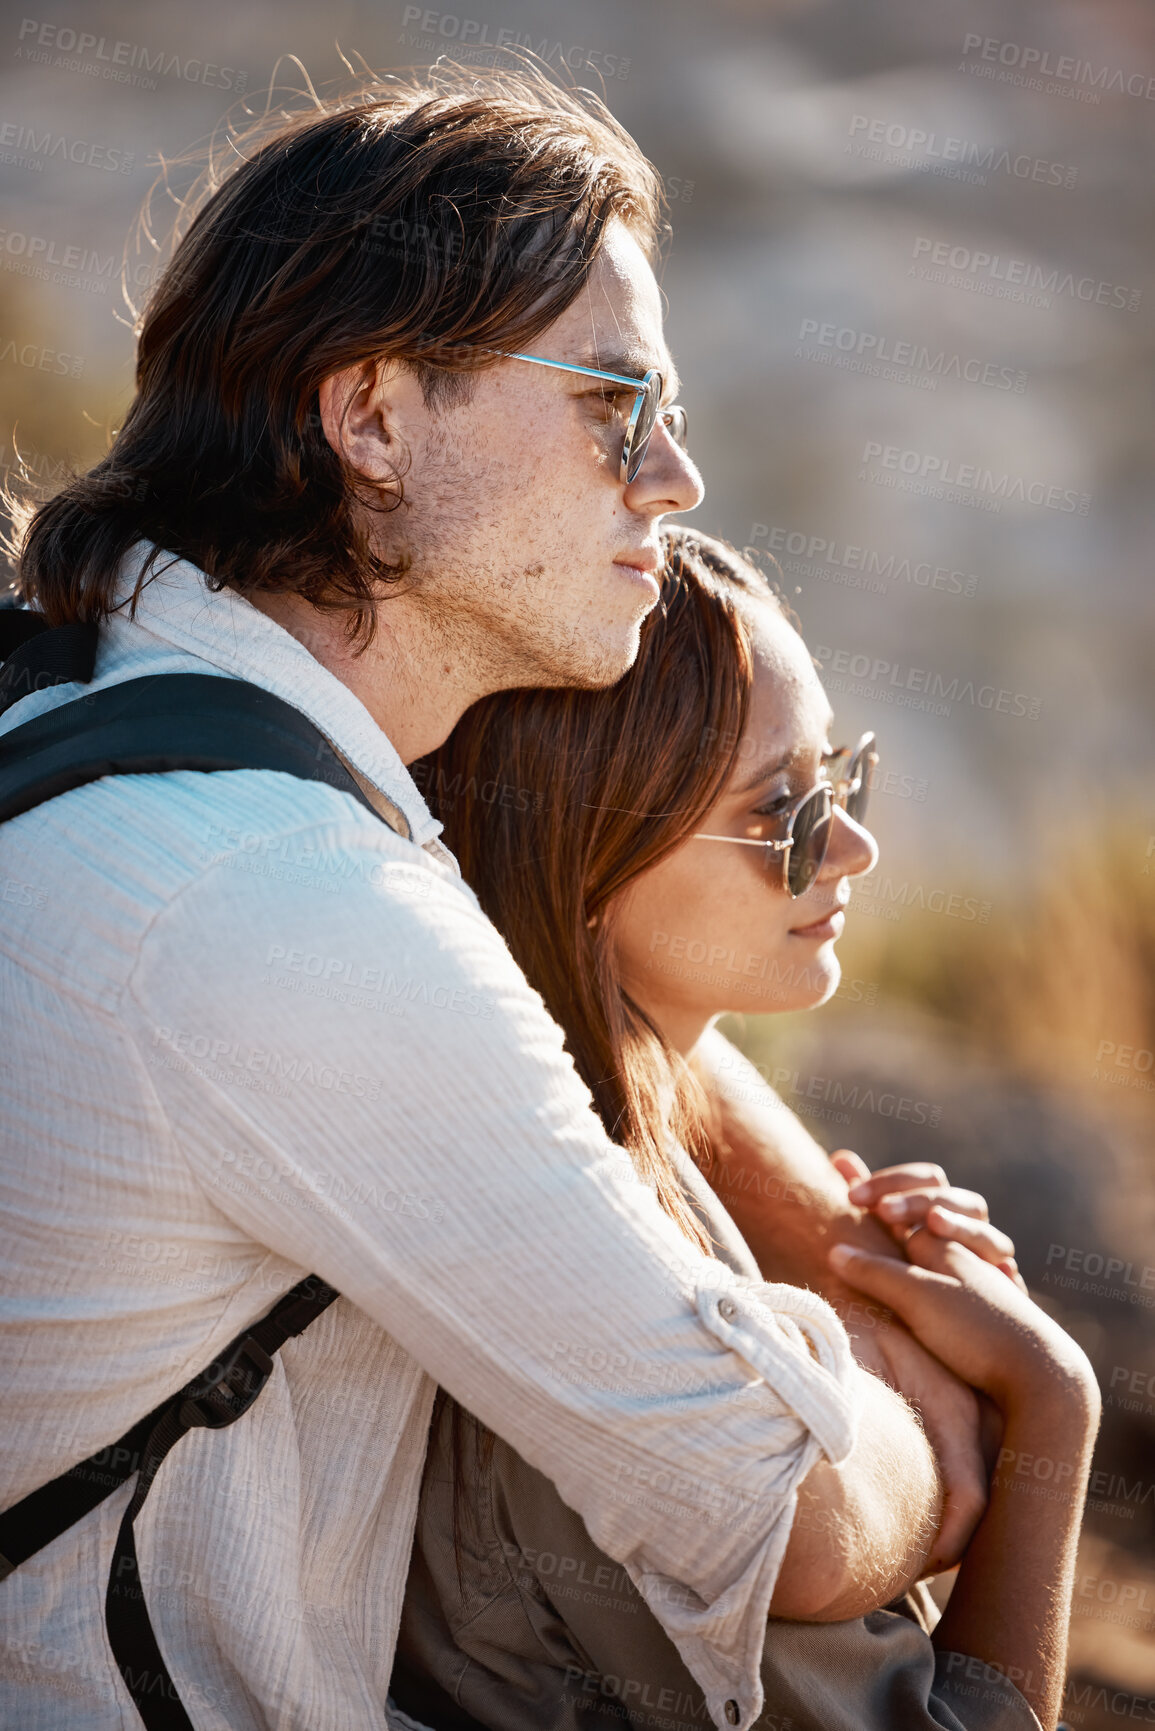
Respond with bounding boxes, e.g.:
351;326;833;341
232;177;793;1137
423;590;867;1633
835;827;1155;1119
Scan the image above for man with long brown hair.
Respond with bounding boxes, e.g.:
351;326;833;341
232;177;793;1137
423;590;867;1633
2;67;956;1730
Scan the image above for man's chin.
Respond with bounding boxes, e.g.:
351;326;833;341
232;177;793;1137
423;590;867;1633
534;623;647;693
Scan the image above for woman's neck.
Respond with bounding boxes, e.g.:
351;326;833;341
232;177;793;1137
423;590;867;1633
633;994;714;1063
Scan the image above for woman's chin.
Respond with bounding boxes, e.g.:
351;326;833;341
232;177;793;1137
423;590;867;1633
736;963;840;1017
796;953;841;1012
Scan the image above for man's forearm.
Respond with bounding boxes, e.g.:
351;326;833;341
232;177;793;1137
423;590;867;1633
770;1368;942;1621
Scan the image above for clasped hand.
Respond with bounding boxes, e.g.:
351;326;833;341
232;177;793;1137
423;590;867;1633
827;1149;1020;1576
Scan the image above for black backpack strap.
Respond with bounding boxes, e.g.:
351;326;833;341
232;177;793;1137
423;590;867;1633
0;1276;338;1727
0;611;99;712
0;671;386;826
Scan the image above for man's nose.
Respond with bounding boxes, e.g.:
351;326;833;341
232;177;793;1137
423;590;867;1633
624;422;704;515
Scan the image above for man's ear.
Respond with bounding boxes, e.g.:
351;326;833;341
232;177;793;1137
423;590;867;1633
318;359;418;498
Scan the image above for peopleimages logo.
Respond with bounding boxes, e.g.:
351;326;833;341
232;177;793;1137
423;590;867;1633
15;19;247;92
960;34;1155;103
852;874;991;924
0;120;134;173
847;116;1078;189
797;318;1027;393
0;336;84;376
750;523;979;599
910;237;1141;313
860;441;1092;516
397;8;630;79
813;640;1043;721
0;227;114;295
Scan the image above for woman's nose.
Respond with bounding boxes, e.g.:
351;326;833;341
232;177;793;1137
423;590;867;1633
819;807;878;883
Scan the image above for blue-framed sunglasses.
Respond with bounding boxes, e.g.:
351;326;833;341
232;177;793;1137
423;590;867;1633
487;350;689;483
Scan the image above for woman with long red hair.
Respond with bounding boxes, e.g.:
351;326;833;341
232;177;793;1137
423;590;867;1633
392;529;1098;1731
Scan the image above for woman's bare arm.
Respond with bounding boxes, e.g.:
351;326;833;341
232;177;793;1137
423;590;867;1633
690;1025;902;1295
831;1236;1101;1730
691;1025;990;1572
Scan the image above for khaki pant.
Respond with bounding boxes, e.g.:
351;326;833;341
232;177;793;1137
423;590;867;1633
392;1393;1039;1731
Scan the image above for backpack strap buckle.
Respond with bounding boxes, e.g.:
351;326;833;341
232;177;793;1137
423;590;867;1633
177;1335;276;1430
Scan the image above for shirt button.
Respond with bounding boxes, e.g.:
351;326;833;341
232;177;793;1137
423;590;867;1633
718;1298;737;1322
724;1700;740;1724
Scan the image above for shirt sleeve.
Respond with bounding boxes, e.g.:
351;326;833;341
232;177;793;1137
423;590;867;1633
124;815;865;1729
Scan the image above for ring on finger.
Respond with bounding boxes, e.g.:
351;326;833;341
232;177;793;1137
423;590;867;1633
904;1223;927;1241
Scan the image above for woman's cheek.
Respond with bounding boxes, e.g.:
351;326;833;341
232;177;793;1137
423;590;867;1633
612;866;699;981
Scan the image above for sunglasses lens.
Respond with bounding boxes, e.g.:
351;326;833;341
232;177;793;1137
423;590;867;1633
624;376;662;482
787;785;833;897
662;405;688;450
845;743;877;823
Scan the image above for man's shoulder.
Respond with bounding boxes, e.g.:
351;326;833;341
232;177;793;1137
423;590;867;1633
104;766;469;915
1;765;483;1008
160;769;458;892
121;770;554;1081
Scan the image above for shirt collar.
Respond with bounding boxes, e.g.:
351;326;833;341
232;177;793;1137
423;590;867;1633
113;545;446;852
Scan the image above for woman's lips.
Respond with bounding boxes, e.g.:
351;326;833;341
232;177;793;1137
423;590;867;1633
789;908;846;941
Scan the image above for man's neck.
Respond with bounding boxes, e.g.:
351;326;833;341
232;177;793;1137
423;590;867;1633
248;590;476;764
